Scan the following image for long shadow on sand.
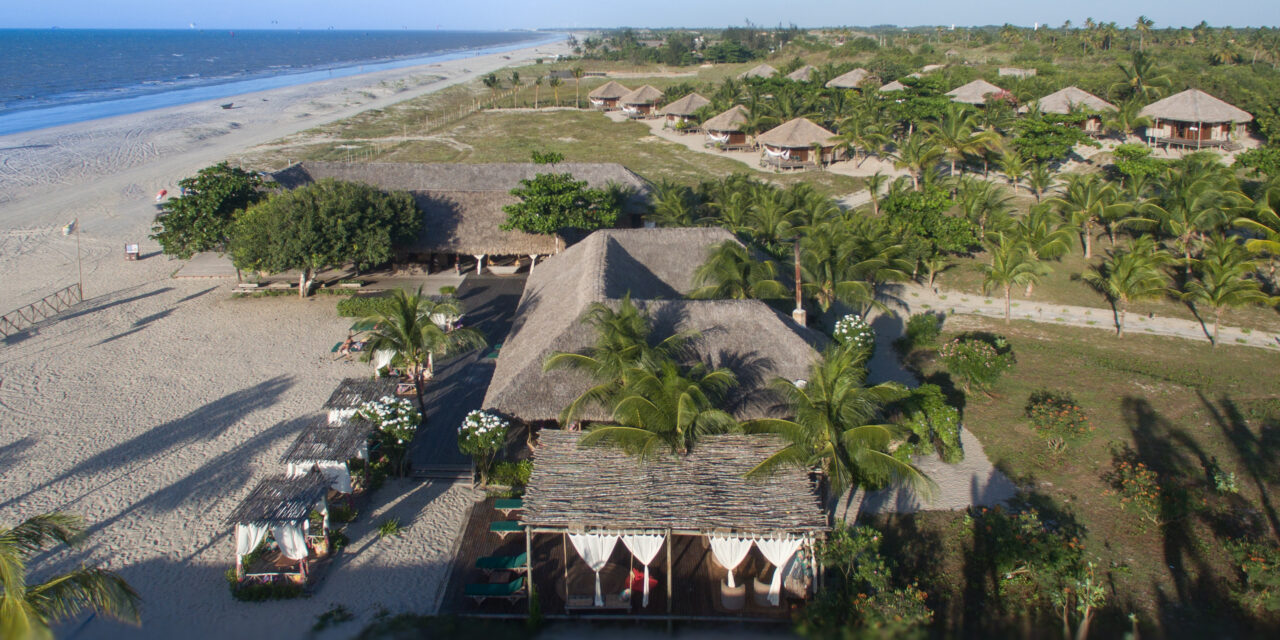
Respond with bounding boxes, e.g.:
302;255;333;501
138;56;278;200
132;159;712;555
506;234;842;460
0;376;294;512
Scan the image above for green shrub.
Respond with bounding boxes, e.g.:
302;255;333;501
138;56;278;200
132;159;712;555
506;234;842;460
439;285;457;296
939;335;1014;394
1025;390;1094;441
227;570;306;602
489;460;533;489
1104;447;1162;528
1228;539;1280;612
377;517;403;538
336;294;395;317
895;384;963;463
313;605;355;631
330;529;350;552
330;504;358;523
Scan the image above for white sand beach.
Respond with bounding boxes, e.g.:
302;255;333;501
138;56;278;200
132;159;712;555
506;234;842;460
0;37;567;639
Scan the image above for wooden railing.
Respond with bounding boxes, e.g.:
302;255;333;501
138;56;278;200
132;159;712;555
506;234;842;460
0;283;83;338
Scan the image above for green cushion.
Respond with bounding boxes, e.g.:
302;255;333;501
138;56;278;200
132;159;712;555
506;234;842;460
494;498;523;511
476;551;527;570
465;576;524;597
489;520;522;533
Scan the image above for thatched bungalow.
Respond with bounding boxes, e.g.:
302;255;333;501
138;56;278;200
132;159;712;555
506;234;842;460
785;65;817;82
482;228;824;426
588;81;632;110
702;105;751;149
879;73;921;93
738;63;779;79
946;79;1006;105
658;92;711;128
824;68;871;90
228;472;330;584
1026;87;1117;134
619;85;665;117
1139;89;1253;149
279;414;373;494
513;431;829;617
271;162;650;273
756;117;839;169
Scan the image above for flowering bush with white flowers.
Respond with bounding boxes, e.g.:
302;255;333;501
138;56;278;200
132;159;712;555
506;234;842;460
458;410;509;484
357;396;421;476
833;314;875;353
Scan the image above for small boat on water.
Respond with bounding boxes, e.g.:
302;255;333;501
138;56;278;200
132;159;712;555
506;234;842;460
220;103;234;109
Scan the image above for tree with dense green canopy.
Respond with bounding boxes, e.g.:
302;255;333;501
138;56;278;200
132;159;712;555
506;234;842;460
1181;235;1276;346
688;240;788;300
1011;114;1099;163
882;183;978;255
1082;238;1171;337
150;162;264;260
1;512;141;640
229;179;420;298
501;173;622;235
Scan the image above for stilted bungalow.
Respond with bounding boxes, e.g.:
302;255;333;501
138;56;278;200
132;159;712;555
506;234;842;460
619;85;665;118
588;81;631;110
228;472;331;585
271;162;650;273
1139;89;1253;149
785;65;817;82
702;105;752;150
946;79;1007;105
1026;87;1117;134
738;64;779;79
508;431;829;618
279;414;374;494
824;68;871;90
658;93;711;130
756;118;839;170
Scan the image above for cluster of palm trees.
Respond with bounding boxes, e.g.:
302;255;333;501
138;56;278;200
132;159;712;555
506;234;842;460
547;297;929;498
481;67;580;109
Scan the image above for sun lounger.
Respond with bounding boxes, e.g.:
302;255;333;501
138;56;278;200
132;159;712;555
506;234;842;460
494;498;523;516
465;576;525;605
489;520;523;539
475;551;528;575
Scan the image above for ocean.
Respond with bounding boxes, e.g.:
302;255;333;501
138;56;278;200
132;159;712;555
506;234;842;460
0;29;556;135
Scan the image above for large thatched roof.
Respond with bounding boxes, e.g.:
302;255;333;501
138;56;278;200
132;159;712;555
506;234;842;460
226;472;329;526
482;228;825;423
271;162;650;256
588;80;631;100
322;377;398;410
1030;86;1117;114
738;63;779;79
620;85;664;105
756;118;836;149
702;105;749;132
879;73;921;92
521;431;828;534
825;68;870;89
946;79;1005;105
279;414;373;464
786;65;818;81
659;92;711;116
1139;89;1253;124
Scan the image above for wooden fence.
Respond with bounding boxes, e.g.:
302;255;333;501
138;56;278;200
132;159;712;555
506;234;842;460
0;283;83;338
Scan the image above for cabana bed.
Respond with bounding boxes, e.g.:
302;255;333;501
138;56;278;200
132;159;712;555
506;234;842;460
279;413;375;494
228;472;331;585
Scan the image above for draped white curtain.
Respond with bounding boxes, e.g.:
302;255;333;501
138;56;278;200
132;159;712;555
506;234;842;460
286;461;353;494
372;349;395;371
755;536;804;606
709;536;753;588
569;533;619;606
327;408;356;425
273;523;309;560
234;523;268;558
621;534;665;607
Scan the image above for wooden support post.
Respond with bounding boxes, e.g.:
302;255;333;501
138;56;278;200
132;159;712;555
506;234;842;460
562;532;570;608
665;529;673;615
526;528;534;613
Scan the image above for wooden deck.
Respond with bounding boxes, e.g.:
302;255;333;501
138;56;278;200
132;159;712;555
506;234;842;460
443;499;799;620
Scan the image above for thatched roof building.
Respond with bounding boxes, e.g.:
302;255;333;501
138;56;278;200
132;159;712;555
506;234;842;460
785;65;818;82
946;79;1005;105
738;63;779;79
482;228;824;423
279;415;372;466
621;85;664;106
702;105;751;146
322;377;398;411
1030;87;1117;114
659;93;711;117
588;80;632;109
271;162;649;258
226;472;329;527
756;118;835;149
879;73;921;92
1139;89;1252;148
825;68;871;89
522;431;827;534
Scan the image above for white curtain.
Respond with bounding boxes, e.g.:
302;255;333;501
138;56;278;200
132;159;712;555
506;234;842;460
755;536;804;606
327;408;356;425
569;533;619;606
234;523;268;558
273;523;309;561
621;533;665;607
709;536;753;588
286;461;353;494
314;500;329;532
372;349;395;371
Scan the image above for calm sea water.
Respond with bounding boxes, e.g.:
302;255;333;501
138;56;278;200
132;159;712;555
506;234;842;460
0;29;555;135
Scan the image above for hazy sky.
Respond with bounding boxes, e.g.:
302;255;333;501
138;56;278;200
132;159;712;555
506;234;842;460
2;0;1276;30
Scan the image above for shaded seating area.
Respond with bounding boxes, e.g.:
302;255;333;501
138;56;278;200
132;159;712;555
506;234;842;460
228;471;331;587
279;413;375;494
322;377;398;423
500;431;828;620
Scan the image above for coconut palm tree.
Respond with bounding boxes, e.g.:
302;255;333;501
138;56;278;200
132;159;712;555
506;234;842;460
1181;235;1276;346
1082;238;1171;337
1;512;141;640
958;177;1014;237
481;73;502;108
864;171;890;216
649;179;701;227
1104;99;1152;140
1135;15;1155;51
1236;181;1280;280
1136;154;1248;274
571;66;585;108
982;233;1046;323
1013;205;1076;294
890;133;944;191
747;191;799;253
362;287;487;412
509;70;521;107
998;150;1026;194
1111;50;1172;101
1025;161;1057;203
1052;173;1126;259
743;345;929;500
548;76;563;106
689;240;788;300
924;104;981;176
532;75;542;108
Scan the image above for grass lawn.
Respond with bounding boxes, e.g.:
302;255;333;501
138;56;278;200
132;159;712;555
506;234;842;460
880;315;1280;637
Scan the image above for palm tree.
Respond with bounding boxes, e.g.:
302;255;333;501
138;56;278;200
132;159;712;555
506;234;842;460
1082;238;1171;337
362;288;487;411
957;177;1014;237
743;346;930;501
548;76;563;106
924;104;981;176
532;75;542;108
649;179;700;227
1135;15;1155;51
571;66;585;108
1104;99;1152;140
982;233;1046;323
689;240;788;300
1236;181;1280;280
1;512;141;640
1025;161;1057;203
864;171;889;216
579;360;740;457
1181;235;1275;346
747;191;799;253
509;70;521;107
1110;50;1172;101
1052;173;1125;259
890;133;943;190
1012;205;1075;294
481;73;502;108
998;150;1026;194
1136;154;1247;274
